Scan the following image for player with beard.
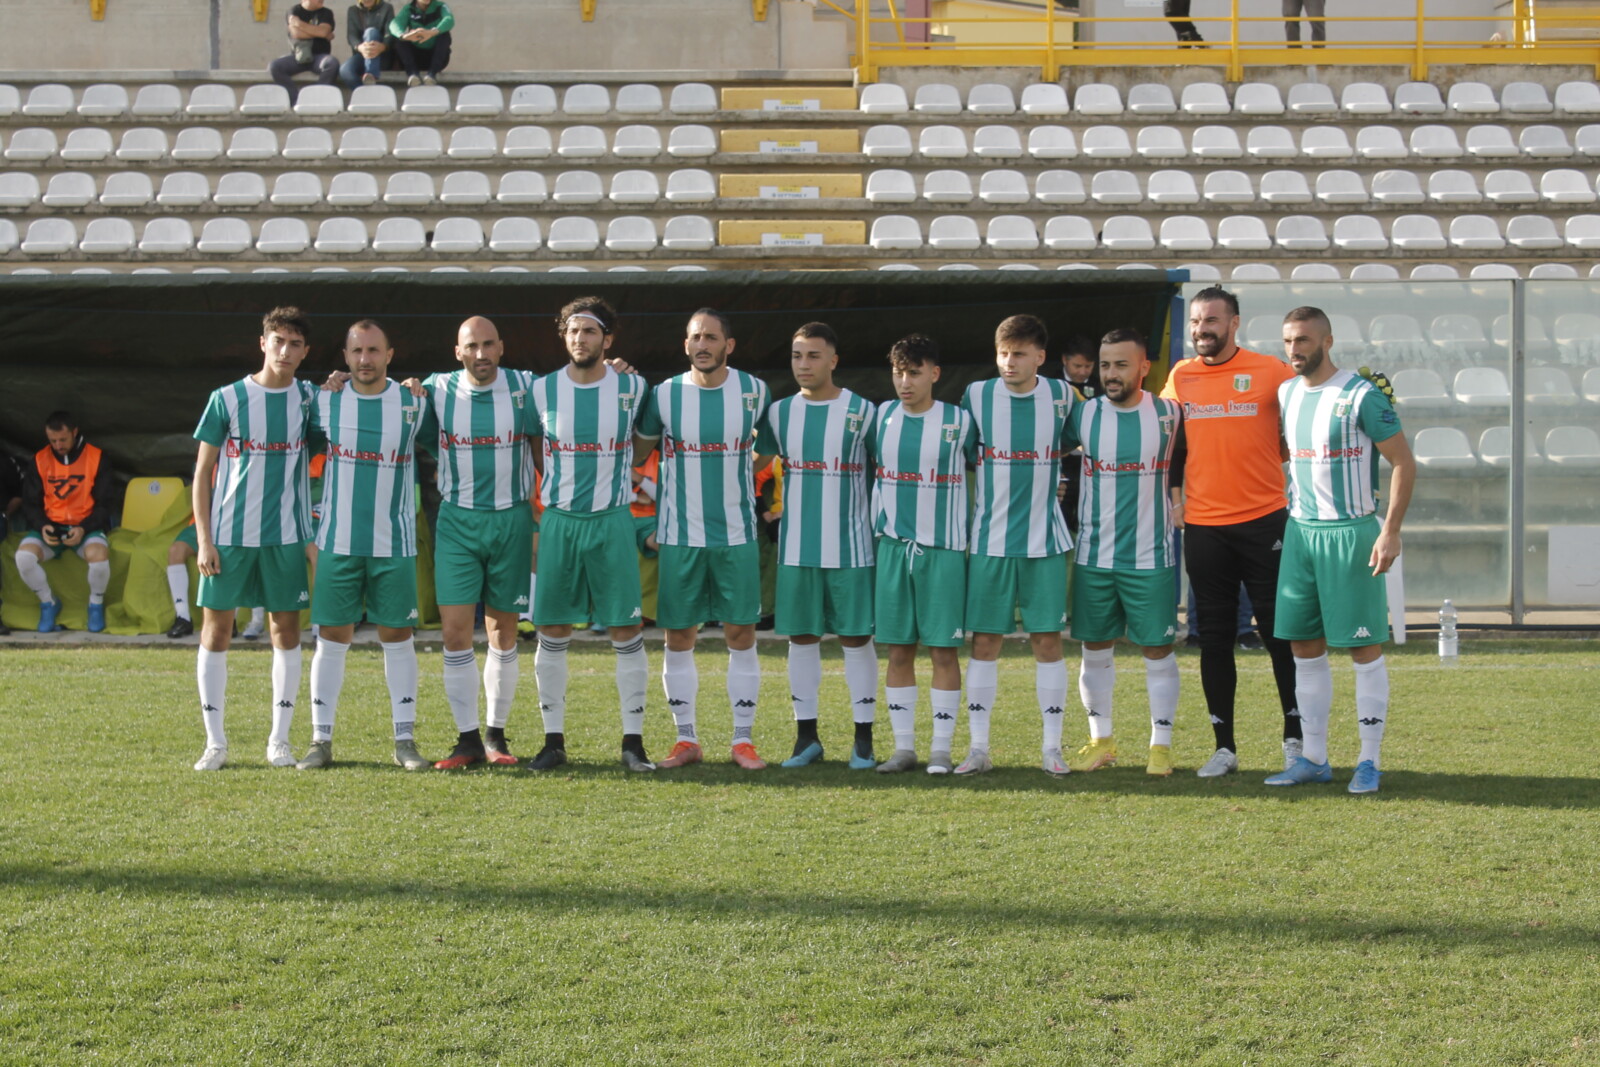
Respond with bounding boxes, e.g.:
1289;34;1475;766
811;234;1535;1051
1265;307;1414;794
1160;287;1301;778
527;297;656;773
633;309;771;769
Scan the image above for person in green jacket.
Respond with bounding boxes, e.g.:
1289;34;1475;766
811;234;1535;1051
389;0;453;85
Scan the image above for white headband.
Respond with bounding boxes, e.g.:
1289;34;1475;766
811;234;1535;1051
568;312;608;328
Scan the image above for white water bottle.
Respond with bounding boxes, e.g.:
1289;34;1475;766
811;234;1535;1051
1438;599;1459;665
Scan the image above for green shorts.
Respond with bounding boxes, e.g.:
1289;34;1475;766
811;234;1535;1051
433;500;535;615
175;525;199;551
197;542;310;614
874;538;968;647
1274;515;1389;647
656;542;761;630
19;530;108;560
965;552;1068;636
535;506;643;628
312;552;420;629
775;564;874;638
1070;565;1178;647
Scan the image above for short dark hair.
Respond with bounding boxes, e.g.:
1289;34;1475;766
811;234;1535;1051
1100;327;1148;352
793;321;839;350
1060;334;1096;363
996;314;1048;351
888;333;940;369
687;308;733;337
44;410;76;432
1190;286;1240;318
346;319;390;347
1283;306;1332;334
262;306;312;343
557;295;618;335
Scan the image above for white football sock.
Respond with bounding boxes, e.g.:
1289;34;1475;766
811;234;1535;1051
787;641;822;723
249;606;265;629
663;648;698;743
483;645;518;729
842;641;880;724
613;635;647;737
269;645;301;746
309;638;349;741
1079;645;1116;740
535;634;569;734
442;648;479;733
1353;655;1389;769
1144;652;1179;746
964;658;997;750
1037;658;1069;752
885;685;918;751
1294;653;1334;765
86;559;110;603
727;645;760;746
15;550;53;604
166;563;191;620
381;637;418;740
930;688;960;751
197;647;227;748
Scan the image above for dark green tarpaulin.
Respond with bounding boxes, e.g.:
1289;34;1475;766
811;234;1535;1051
0;270;1180;477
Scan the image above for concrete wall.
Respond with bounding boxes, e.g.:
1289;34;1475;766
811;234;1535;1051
1077;0;1505;45
0;0;850;75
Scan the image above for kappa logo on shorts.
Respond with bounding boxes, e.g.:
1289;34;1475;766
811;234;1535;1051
514;595;528;606
951;628;964;639
298;591;310;603
1354;626;1372;639
630;607;642;618
1165;625;1176;636
1233;374;1253;392
407;608;419;620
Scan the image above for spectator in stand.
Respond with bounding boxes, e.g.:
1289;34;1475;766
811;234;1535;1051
1284;0;1327;46
341;0;395;88
1165;0;1203;44
16;412;116;634
0;452;22;636
268;0;339;104
389;0;454;87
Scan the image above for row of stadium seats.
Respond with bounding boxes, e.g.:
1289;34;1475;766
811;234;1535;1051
8;265;707;274
1387;366;1600;407
10;121;1598;165
9;79;1600;121
1234;312;1600;358
1413;425;1600;469
1187;261;1600;281
9;167;1600;212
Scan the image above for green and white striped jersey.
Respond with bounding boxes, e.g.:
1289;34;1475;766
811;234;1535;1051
1071;392;1183;571
531;365;649;513
1281;368;1401;522
421;368;537;512
193;376;317;548
964;376;1076;559
313;381;424;558
870;399;977;551
756;390;876;569
637;369;770;547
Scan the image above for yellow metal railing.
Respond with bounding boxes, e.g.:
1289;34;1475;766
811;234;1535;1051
828;0;1600;82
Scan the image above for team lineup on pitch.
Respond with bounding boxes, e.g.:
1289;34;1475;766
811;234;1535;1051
186;287;1415;793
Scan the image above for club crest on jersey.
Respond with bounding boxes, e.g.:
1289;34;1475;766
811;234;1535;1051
743;392;761;411
1334;399;1352;417
1158;414;1177;434
403;406;418;424
620;393;637;411
1054;398;1071;417
1233;374;1252;392
942;423;960;442
510;389;526;409
845;411;864;432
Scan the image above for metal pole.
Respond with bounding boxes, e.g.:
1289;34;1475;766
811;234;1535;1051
1229;0;1242;82
1509;279;1527;625
1413;0;1426;81
856;0;874;83
1045;0;1058;82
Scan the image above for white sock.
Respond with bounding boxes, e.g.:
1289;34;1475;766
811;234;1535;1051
787;641;822;723
613;635;647;737
197;647;227;748
1037;658;1069;753
1144;652;1179;746
86;559;110;603
269;645;301;746
483;645;518;729
885;685;918;751
15;550;53;604
1294;653;1334;765
930;688;959;751
381;637;418;740
249;606;265;629
442;647;480;733
965;657;997;750
166;563;191;620
535;634;569;734
843;641;880;723
309;638;349;742
663;648;698;743
727;645;760;746
1079;645;1115;740
1353;655;1389;769
521;574;537;623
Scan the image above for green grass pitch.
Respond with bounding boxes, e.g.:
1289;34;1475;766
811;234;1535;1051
2;639;1598;1065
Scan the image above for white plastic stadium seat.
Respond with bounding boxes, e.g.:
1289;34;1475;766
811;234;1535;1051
1412;428;1477;470
239;84;289;116
978;170;1029;204
453;84;504;117
863;124;913;158
23;84;74;117
1127;84;1176;115
1478;427;1541;469
441;170;492;205
1389;369;1452;409
1350;263;1401;280
1556;81;1600;115
1410;125;1463;158
1484;170;1539;204
186;84;237;116
1507;215;1564;249
0;173;39;208
195;218;252;254
662;216;714;250
1355;126;1407;160
1035;170;1086;204
211;172;264;207
927;215;981;250
1082;126;1133;159
1159;216;1213;251
552;170;603;204
270;171;323;207
371;217;426;253
4;128;57;162
1136;126;1186;159
859;84;908;115
1428;170;1482;204
79;218;136;254
1291;263;1341;280
1332;215;1388;251
1542;169;1598;204
1448;215;1505;251
488;217;541;252
1148;170;1199;204
972;126;1022;158
1465;124;1518;159
1520;125;1574;158
433;217;486;253
664;169;714;203
1527;366;1580;406
293;85;343;117
870;215;922;250
1246;126;1297;159
172;128;224;162
1101;216;1155;250
131;84;182;117
1020;84;1069;115
546;216;601;252
1234;83;1284;115
281;127;333;161
1566;214;1600;248
255;218;310;254
60;129;112;162
401;85;450;116
314;217;369;254
1181;83;1230;115
1073;83;1123;116
667;125;717;158
502;126;553;159
337;127;387;160
913;83;962;115
1502;81;1553;114
447;127;497;160
19;218;76;254
1260;170;1312;204
1288;82;1337;113
967;83;1016;114
509;84;558;116
1391;214;1447;250
1090;170;1141;205
326;172;379;207
384;171;436;206
1544;427;1600;467
608;170;659;204
986;215;1039;251
1529;263;1580;279
1577;125;1600;157
558;126;607;159
137;217;194;254
1275;215;1329;250
613;125;663;158
1453;366;1512;406
116;127;168;162
1371;170;1425;204
1216;215;1272;250
1203;171;1254;203
1027;126;1077;159
41;173;95;208
77;84;127;118
1342;82;1392;114
227;127;277;161
498;171;549;204
919;126;968;159
1042;218;1095;251
616;84;664;115
1449;82;1500;113
393;127;444;161
1470;263;1521;279
866;169;916;203
1315;170;1367;204
1231;264;1281;280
